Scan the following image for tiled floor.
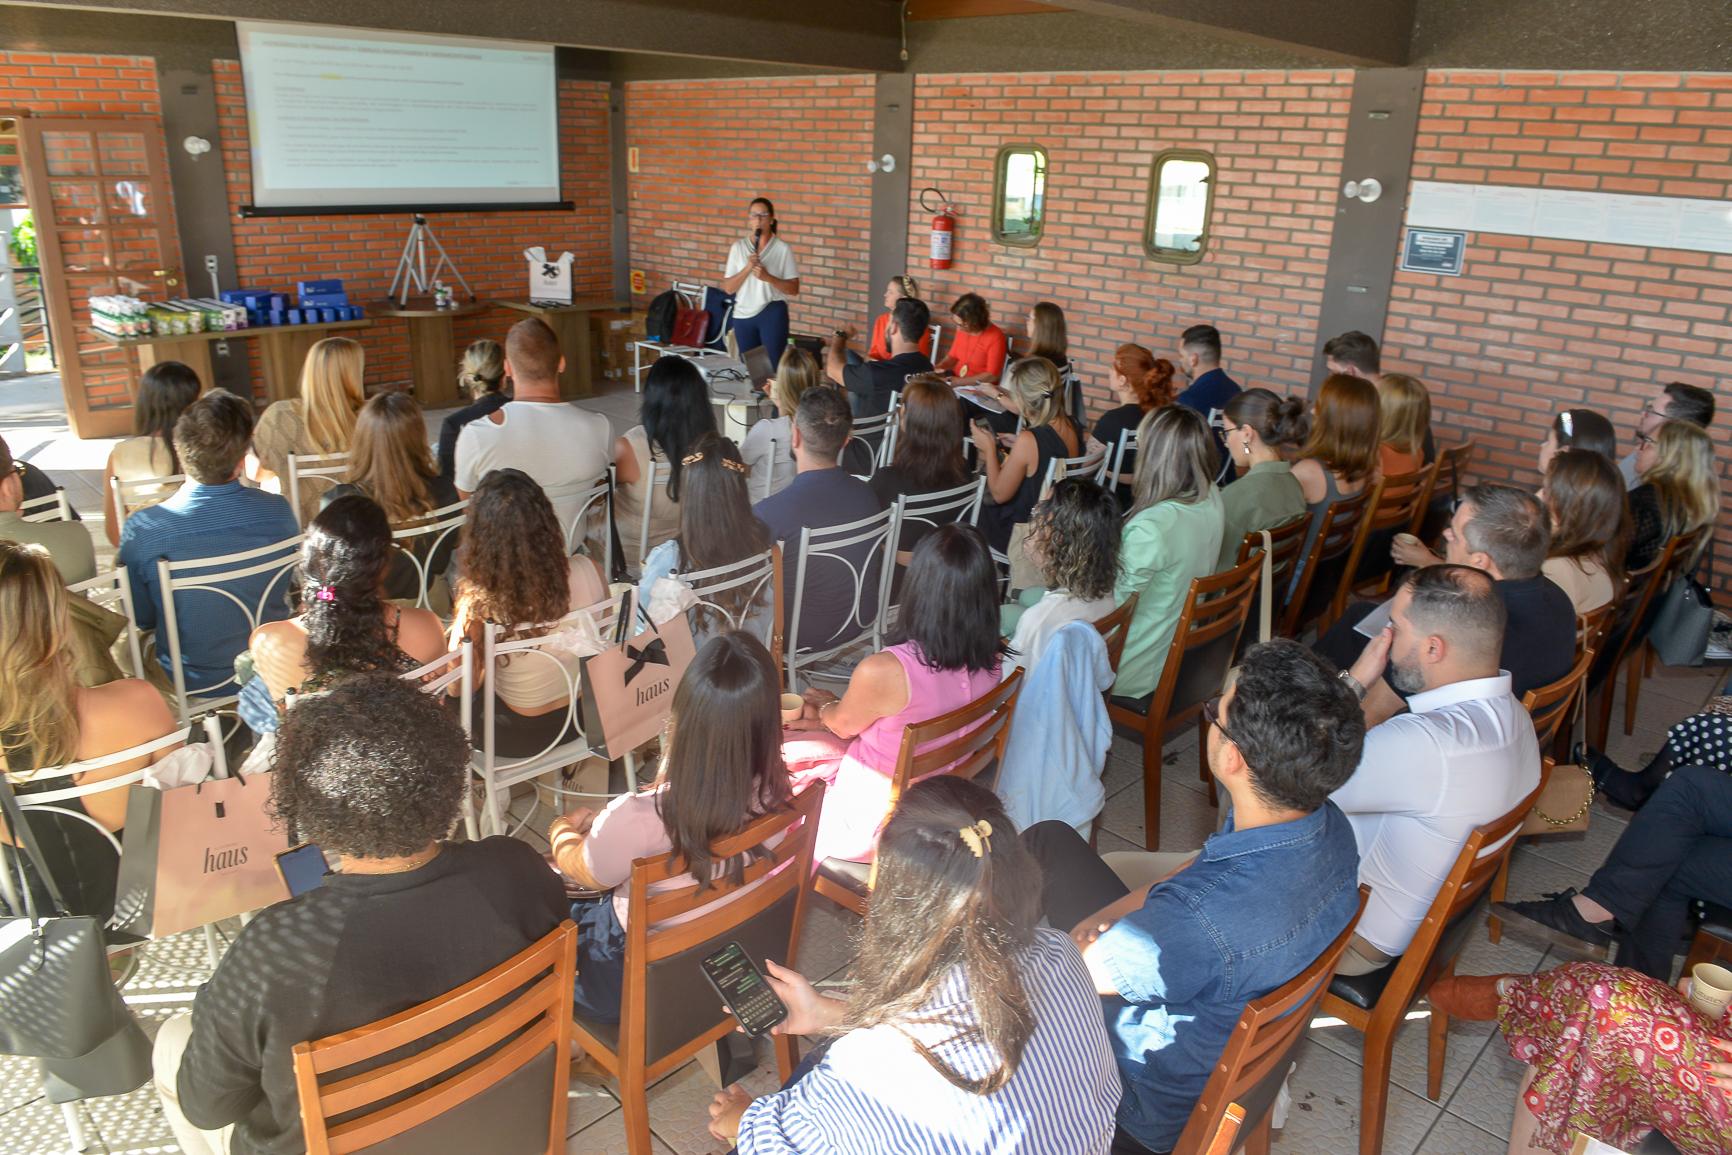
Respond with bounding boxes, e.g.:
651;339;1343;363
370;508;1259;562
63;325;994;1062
1;371;1723;1154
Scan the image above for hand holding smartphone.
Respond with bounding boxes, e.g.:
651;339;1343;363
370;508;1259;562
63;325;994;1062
701;942;789;1038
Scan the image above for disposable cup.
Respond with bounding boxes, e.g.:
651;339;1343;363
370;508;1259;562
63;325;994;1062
1688;962;1732;1021
780;694;805;724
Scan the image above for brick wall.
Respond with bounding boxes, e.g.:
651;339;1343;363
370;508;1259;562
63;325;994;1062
1383;70;1732;576
906;69;1352;413
623;75;876;340
213;60;613;391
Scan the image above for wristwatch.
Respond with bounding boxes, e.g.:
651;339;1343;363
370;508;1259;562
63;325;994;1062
1338;669;1367;701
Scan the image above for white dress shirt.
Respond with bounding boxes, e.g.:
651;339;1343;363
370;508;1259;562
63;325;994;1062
1329;671;1540;956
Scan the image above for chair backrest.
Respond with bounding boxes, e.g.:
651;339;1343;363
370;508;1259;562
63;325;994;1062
1234;513;1310;623
1522;646;1594;752
754;436;780;502
879;390;903;466
156;534;304;716
1590;542;1679;688
1145;551;1263;727
883;667;1025;810
1102;428;1137;488
286;451;350;528
847;412;895;479
621;786;823;1072
786;505;900;683
1338;468;1435;612
18;489;71;523
1430;440;1476;514
634;457;675;567
68;565;145;679
111;471;186;528
1280;487;1372;638
1091;592;1139;682
927;322;944;363
893;478;986;543
1576;583;1621;660
293;921;577;1155
1043;442;1108;491
1175;887;1370;1155
553;476;613;575
676;544;785;671
391;499;468;616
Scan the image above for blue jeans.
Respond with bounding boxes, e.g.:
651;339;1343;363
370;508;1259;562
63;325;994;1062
571;895;627;1023
730;301;789;370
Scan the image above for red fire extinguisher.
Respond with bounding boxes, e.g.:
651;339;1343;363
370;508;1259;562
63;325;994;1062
922;188;955;270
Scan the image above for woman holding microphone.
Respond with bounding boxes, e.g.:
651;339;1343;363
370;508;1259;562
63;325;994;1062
721;197;800;370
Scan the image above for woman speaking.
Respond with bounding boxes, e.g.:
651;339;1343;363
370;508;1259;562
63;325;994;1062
721;196;800;370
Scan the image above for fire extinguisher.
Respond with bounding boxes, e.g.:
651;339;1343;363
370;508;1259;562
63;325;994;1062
922;188;955;270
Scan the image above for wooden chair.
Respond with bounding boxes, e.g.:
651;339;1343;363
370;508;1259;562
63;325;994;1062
1617;528;1708;737
1577;592;1619;661
293;921;577;1155
1279;488;1372;640
570;789;824;1155
1416;440;1476;544
1585;531;1700;750
1232;515;1308;646
1193;1104;1246;1155
1091;592;1139;685
1319;784;1541;1155
1107;551;1262;849
812;669;1024;917
1486;647;1595;943
1172;887;1369;1155
1335;466;1436;618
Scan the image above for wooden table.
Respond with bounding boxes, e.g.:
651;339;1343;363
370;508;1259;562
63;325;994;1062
97;317;374;406
494;298;626;400
370;298;491;408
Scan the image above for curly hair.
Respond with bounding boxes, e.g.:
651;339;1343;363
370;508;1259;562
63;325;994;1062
269;672;467;857
455;469;572;640
299;495;405;680
1025;478;1121;600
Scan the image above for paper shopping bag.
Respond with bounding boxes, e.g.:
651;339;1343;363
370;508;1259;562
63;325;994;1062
112;772;290;939
579;611;696;759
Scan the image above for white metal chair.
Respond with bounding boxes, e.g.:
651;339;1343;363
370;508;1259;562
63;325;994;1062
754;436;781;502
879;390;903;468
1101;429;1137;489
397;643;482;837
676;544;785;671
555;476;614;576
285;451;349;527
155;534;303;721
471;591;633;838
927;322;944;364
110;472;184;533
893;478;986;542
629;457;675;577
19;488;72;522
785;505;901;692
672;280;731;352
1042;441;1108;490
67;566;146;680
390;498;468;617
846;412;895;481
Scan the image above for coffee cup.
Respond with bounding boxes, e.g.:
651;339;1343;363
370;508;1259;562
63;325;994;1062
1688;962;1732;1022
780;693;805;724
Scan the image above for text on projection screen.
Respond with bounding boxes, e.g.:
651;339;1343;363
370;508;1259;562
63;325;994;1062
237;22;561;209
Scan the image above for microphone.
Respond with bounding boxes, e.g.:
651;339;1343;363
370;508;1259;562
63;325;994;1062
750;225;761;256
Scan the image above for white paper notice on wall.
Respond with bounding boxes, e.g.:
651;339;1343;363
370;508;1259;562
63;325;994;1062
1406;180;1732;255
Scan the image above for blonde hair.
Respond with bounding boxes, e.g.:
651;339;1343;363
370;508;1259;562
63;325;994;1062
1130;405;1215;515
0;542;80;771
1645;420;1721;546
458;339;505;400
1376;373;1431;458
771;347;819;416
1004;357;1068;432
299;337;365;455
346;391;439;525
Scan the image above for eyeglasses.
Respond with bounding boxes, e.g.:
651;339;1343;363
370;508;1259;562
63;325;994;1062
748;211;772;219
1203;695;1237;745
1637;432;1658;448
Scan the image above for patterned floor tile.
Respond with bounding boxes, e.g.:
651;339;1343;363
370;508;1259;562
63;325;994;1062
1413;1111;1510;1155
1439;1033;1530;1138
1098;771;1220;853
565;1106;679;1155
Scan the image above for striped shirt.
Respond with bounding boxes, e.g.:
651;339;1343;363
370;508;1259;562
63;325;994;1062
735;928;1121;1155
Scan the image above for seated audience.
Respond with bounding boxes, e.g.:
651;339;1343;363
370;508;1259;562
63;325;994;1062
1027;300;1080;414
253;336;365;524
865;273;933;361
1322;329;1381;380
868;374;970;559
784;524;1005;864
436;338;509;482
1537;407;1618;474
974;357;1085;558
1213;388;1309;571
0;540;178;924
1093;344;1176;506
1291;373;1379;588
1112;405;1224;701
613;354;718;572
1330;565;1541;974
455;318;612;539
935;291;1009;386
709;776;1121;1153
450;469;608;758
119;390;301;693
550;630;794;1023
1495;764;1732;981
1003;477;1121;670
1022;639;1364;1154
152;673;567;1155
1174;323;1241;481
1374;372;1431;477
638;434;776;648
753;387;886;654
827;296;935;418
1627;418;1719;571
0;433;93;584
1620;379;1715;489
1538;449;1628;615
1428;961;1730;1155
241;495;446;732
102;359;201;545
742;346;818;499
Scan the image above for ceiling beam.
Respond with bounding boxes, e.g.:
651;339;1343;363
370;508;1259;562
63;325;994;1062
1053;0;1416;64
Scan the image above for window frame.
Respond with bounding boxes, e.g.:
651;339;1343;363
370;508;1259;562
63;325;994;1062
1143;148;1216;265
991;143;1048;249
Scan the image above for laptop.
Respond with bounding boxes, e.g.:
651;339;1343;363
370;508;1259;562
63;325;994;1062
741;344;776;388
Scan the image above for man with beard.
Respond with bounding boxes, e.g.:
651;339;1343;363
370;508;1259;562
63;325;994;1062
1327;564;1541;975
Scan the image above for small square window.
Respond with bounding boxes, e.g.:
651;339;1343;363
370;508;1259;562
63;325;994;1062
1144;150;1215;264
992;145;1047;248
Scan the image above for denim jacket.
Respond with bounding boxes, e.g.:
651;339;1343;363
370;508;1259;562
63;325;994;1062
1094;801;1361;1153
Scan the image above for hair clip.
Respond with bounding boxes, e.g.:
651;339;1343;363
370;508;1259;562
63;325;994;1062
681;450;705;465
958;819;993;858
314;584;336;603
721;458;749;475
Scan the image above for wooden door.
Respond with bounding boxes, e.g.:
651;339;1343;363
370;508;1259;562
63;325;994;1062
17;116;184;438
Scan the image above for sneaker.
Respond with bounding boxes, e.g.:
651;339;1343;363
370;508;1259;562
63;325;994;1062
1491;889;1617;955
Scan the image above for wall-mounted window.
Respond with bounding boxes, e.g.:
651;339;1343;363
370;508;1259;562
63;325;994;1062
992;144;1047;247
1144;149;1215;264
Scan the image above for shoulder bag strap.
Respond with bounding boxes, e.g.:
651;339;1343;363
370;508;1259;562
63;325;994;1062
0;772;71;924
1257;529;1274;645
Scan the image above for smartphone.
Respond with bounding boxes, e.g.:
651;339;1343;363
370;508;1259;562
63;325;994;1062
275;843;331;898
700;941;788;1038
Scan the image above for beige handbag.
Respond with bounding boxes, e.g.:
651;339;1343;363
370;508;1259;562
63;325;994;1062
1519;759;1594;836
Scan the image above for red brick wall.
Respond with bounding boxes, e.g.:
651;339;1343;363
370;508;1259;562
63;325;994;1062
1383;70;1732;576
212;60;613;391
623;75;876;340
906;69;1352;412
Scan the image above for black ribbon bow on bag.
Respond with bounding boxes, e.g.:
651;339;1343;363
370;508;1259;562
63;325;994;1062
542;263;559;278
622;636;669;685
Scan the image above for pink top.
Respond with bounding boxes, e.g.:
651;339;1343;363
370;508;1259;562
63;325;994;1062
845;642;1001;774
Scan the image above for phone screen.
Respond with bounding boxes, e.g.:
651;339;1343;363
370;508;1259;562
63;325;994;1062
275;843;331;898
700;941;788;1038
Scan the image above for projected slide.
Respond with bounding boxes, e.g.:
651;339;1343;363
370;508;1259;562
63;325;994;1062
237;22;562;210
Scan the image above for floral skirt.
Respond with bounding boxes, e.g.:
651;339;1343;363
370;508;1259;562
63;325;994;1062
1498;962;1731;1155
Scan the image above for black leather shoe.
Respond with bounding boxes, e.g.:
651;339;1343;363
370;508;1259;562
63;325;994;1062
1492;889;1617;956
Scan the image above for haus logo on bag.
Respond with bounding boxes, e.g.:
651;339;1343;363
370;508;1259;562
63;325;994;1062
579;602;696;759
203;842;250;873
